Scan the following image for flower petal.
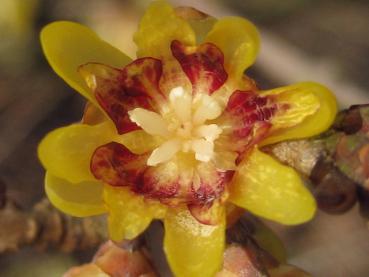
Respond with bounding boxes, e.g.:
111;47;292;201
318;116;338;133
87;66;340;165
164;208;225;277
205;17;260;81
261;82;337;145
171;40;228;95
92;142;180;200
190;162;234;205
174;7;217;44
91;142;149;187
134;0;196;58
188;200;224;225
45;172;106;217
229;148;316;225
215;91;275;162
40;21;131;106
38;122;116;184
79;59;165;135
104;186;166;241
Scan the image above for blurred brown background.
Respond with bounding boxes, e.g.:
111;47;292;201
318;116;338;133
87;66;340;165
0;0;368;276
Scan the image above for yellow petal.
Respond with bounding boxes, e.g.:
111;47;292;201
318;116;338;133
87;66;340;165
229;148;316;225
205;17;260;80
104;186;166;241
45;172;106;217
38;122;116;184
133;0;196;58
261;82;337;145
164;208;225;277
40;21;131;106
174;7;217;44
38;121;157;184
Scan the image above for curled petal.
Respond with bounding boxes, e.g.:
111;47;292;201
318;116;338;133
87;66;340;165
134;0;196;58
164;208;225;277
45;172;106;217
205;17;260;81
79;59;165;134
40;21;131;107
229;149;316;225
38;122;116;184
261;82;337;145
104;186;166;241
171;40;228;95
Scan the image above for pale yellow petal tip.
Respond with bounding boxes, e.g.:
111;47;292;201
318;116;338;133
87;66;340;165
40;20;131;104
261;81;338;145
45;172;106;218
280;191;317;225
205;16;260;78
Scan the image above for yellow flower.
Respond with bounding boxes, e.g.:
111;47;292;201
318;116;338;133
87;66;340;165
38;1;337;276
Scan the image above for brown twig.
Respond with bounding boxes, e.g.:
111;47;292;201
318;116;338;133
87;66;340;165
0;181;107;253
266;104;369;215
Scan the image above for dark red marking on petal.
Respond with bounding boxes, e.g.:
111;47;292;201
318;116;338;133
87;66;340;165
171;40;228;95
190;169;234;205
79;58;165;134
91;143;181;201
188;200;223;225
217;90;277;163
133;163;180;200
91;142;149;187
91;143;234;220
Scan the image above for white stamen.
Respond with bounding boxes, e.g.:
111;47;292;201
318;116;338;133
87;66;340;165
194;124;222;142
169;86;192;123
193;94;222;125
147;139;181;166
128;88;228;166
191;139;214;162
128;108;170;137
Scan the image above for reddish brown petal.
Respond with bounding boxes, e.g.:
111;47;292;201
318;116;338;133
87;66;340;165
91;144;233;219
79;58;165;134
91;143;180;201
91;142;149;187
216;90;277;162
171;40;228;95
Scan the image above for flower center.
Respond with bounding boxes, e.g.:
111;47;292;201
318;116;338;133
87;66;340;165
128;86;223;166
